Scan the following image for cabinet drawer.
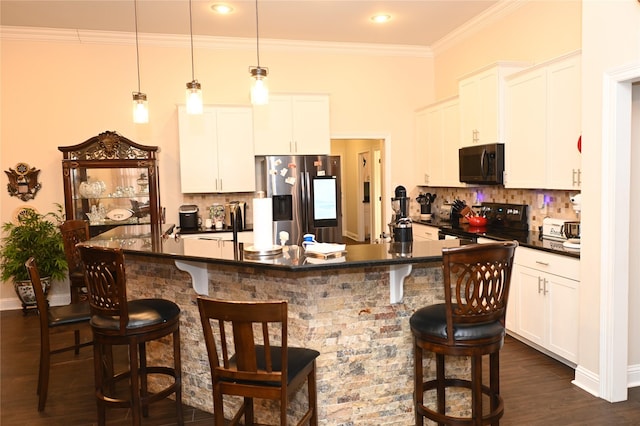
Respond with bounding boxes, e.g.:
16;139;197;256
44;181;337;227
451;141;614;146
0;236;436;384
412;224;439;241
515;246;579;281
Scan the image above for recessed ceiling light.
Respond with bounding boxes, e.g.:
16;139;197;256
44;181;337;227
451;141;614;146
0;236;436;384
371;14;391;23
211;3;233;14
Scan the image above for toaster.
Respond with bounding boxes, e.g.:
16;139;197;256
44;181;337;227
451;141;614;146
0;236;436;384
542;217;568;240
438;204;453;221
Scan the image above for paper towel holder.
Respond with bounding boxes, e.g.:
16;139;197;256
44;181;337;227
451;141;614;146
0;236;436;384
244;191;282;258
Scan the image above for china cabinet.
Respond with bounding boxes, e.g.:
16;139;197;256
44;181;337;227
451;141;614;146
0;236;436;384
59;131;162;237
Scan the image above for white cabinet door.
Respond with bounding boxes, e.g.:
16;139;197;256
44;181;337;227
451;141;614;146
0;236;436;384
253;94;330;155
414;97;460;187
515;265;546;347
414;107;430;185
292;95;330;155
504;52;581;190
178;105;255;193
441;99;461;186
253;96;292;155
504;68;547;188
546;54;582;189
459;64;527;147
216;107;255;193
178;106;219;193
546;273;579;362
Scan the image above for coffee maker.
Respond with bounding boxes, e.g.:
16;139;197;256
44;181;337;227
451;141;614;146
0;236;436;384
389;186;413;243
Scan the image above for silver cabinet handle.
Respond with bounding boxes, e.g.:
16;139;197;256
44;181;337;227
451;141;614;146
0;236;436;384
535;260;549;266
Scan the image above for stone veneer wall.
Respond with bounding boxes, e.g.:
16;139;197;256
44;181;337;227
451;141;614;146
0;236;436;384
411;186;582;230
124;254;474;425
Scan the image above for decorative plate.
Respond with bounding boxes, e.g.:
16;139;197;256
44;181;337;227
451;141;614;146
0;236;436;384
106;208;133;221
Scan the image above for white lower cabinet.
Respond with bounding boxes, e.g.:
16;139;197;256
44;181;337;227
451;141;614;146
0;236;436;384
412;223;440;241
510;246;579;364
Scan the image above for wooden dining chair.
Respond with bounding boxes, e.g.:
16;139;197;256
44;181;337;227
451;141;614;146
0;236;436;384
59;219;90;303
197;297;320;426
25;257;92;411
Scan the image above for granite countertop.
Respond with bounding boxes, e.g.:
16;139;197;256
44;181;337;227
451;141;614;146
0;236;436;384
413;218;580;259
83;224;461;272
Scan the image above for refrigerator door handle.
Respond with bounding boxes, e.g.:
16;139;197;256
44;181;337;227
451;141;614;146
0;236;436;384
300;171;311;232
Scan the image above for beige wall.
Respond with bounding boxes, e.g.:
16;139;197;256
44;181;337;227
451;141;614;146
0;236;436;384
433;0;582;100
0;31;433;303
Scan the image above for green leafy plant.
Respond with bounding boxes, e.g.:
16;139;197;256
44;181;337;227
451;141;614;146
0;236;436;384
0;206;68;282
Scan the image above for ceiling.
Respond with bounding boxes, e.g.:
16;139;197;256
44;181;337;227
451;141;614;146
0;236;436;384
1;0;501;47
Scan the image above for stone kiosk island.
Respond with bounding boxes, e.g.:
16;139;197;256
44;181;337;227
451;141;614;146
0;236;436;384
83;225;467;425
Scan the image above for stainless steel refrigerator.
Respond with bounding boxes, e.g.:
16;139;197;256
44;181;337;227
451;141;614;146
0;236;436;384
255;155;342;246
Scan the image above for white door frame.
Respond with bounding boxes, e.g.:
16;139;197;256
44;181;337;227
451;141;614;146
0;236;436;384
599;62;640;402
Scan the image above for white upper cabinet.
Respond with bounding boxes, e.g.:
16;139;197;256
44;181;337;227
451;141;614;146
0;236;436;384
504;52;581;189
458;63;529;147
178;105;255;193
414;97;461;187
253;94;330;155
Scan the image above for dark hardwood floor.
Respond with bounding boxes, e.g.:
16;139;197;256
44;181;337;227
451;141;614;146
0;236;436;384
1;308;639;425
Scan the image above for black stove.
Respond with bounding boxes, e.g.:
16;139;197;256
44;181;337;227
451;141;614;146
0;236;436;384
439;202;529;244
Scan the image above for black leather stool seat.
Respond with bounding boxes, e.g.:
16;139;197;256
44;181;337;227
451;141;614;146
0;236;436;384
410;304;505;342
91;299;180;331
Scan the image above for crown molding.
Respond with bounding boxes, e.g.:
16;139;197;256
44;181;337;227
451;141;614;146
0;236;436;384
431;0;529;54
0;26;433;58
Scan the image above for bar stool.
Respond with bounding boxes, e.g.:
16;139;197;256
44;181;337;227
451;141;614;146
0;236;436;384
410;241;517;426
78;244;183;426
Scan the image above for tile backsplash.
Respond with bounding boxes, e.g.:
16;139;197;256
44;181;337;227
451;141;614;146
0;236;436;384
411;186;582;230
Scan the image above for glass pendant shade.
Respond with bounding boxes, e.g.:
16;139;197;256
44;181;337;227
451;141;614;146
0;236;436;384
186;80;203;114
132;92;149;124
250;67;269;105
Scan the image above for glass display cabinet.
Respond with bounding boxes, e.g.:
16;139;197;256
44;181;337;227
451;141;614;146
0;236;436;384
59;131;162;237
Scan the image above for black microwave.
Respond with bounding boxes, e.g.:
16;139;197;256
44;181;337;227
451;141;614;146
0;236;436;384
459;143;505;185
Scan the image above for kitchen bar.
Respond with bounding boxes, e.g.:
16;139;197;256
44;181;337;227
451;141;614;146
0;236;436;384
84;225;465;424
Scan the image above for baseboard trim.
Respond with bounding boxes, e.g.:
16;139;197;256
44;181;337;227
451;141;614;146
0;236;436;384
573;365;601;397
0;293;71;311
628;363;640;388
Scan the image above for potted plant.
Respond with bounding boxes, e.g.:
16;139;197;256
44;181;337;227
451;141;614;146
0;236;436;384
0;206;68;312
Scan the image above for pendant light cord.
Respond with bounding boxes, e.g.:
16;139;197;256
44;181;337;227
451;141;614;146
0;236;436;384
134;0;141;92
189;0;195;80
255;0;261;67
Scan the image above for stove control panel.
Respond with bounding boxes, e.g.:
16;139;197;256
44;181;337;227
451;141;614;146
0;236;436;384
481;203;528;230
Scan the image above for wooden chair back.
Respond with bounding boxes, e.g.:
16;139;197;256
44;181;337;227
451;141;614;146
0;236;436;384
60;220;90;275
441;241;518;344
25;257;51;335
198;298;288;394
77;245;129;333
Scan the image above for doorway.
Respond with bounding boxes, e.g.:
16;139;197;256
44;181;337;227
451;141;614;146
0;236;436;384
331;138;385;243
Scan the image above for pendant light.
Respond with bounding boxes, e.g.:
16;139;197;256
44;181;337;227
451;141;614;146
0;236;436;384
132;0;148;123
185;0;203;114
249;0;268;105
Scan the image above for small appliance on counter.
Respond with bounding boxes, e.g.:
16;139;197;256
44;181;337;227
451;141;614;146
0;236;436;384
179;204;200;231
542;218;568;241
389;185;412;243
438;203;453;221
416;192;436;220
224;201;247;230
562;221;581;250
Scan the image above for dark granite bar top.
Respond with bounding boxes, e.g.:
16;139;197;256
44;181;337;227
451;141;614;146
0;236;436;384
83;224;461;272
413;218;580;259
